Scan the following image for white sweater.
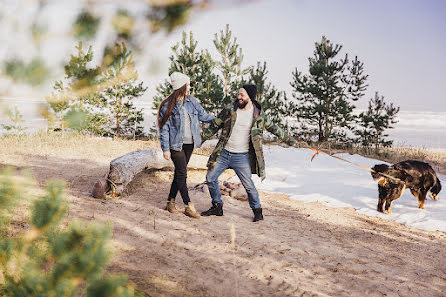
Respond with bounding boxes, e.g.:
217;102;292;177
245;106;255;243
225;106;253;153
183;107;193;144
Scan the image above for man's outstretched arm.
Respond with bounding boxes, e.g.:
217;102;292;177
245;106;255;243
201;108;229;143
263;116;298;146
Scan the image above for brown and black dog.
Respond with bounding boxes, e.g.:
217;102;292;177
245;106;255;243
371;160;442;214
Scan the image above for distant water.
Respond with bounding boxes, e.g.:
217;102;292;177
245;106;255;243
387;111;446;149
1;98;445;150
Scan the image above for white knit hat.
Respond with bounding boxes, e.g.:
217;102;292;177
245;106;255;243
170;72;190;90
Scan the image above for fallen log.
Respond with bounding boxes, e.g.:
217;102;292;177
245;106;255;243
93;149;209;198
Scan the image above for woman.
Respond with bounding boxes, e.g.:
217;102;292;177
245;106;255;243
157;72;215;218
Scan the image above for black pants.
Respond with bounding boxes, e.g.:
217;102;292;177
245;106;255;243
168;143;194;204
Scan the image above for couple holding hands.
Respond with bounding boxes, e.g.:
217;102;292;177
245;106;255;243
157;72;297;222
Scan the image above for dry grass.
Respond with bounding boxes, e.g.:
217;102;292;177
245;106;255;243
0;132;215;167
317;145;446;175
2;132;444;173
350;146;446;174
0;132;159;165
354;146;446;163
267;140;446;175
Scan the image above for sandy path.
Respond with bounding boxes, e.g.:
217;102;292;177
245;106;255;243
6;155;446;297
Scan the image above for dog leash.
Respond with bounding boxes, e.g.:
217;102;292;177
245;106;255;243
305;146;407;185
194;145;407;187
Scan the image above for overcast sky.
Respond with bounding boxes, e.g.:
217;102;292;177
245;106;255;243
1;0;444;114
150;0;446;112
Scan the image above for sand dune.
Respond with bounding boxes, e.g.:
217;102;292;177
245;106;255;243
7;153;444;297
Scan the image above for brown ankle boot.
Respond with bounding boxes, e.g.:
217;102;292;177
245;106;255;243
166;199;179;213
184;202;200;219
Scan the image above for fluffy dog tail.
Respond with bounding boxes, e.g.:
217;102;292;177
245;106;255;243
371;164;389;181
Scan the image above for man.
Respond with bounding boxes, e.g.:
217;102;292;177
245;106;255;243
200;84;297;222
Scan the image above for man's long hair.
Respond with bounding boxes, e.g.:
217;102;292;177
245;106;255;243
157;84;187;130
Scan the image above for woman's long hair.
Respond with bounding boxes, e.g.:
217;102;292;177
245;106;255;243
157;84;187;130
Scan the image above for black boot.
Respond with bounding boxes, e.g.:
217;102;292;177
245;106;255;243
201;202;223;216
252;208;263;222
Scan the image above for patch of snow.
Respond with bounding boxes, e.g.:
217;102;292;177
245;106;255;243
229;146;446;232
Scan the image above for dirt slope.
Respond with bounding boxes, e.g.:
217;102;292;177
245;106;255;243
5;154;446;297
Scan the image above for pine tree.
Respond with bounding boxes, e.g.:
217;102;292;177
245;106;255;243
194;50;226;114
168;31;205;95
151;30;199;130
45;42;146;137
0;169;137;297
355;92;400;150
150;25;251;136
150;31;224;135
151;31;203;113
99;43;147;138
45;42;103;133
289;36;368;144
213;24;250;99
247;61;289;128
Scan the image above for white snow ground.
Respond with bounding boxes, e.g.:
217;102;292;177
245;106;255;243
229;145;446;233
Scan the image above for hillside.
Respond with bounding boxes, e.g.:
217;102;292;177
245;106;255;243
1;134;446;297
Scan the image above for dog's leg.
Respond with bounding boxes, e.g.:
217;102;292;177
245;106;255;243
410;188;419;199
377;186;386;213
418;189;427;209
384;184;405;214
377;198;385;212
384;199;393;214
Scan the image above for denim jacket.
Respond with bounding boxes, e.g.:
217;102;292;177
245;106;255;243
159;95;215;152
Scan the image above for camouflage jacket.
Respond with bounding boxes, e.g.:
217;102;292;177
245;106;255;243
201;100;296;180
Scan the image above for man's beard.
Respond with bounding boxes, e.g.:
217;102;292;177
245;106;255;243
239;99;248;109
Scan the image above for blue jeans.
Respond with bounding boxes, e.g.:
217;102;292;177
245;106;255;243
206;149;261;209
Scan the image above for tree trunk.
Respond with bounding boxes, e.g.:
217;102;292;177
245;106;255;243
116;115;120;138
318;112;324;142
100;149;209;197
115;88;121;137
375;131;380;151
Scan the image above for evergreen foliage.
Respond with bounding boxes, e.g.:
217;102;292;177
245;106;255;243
112;9;135;45
148;2;192;33
194;49;225;115
102;9;137;67
355;92;400;149
246;61;289;128
152;24;248;118
213;24;250;98
99;43;147;138
149;31;399;148
151;81;172;114
0;169;137;297
150;31;224;135
1;106;26;134
45;42;146;137
73;9;101;40
45;42;102;133
0;168;24;231
289;36;368;143
3;58;50;87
